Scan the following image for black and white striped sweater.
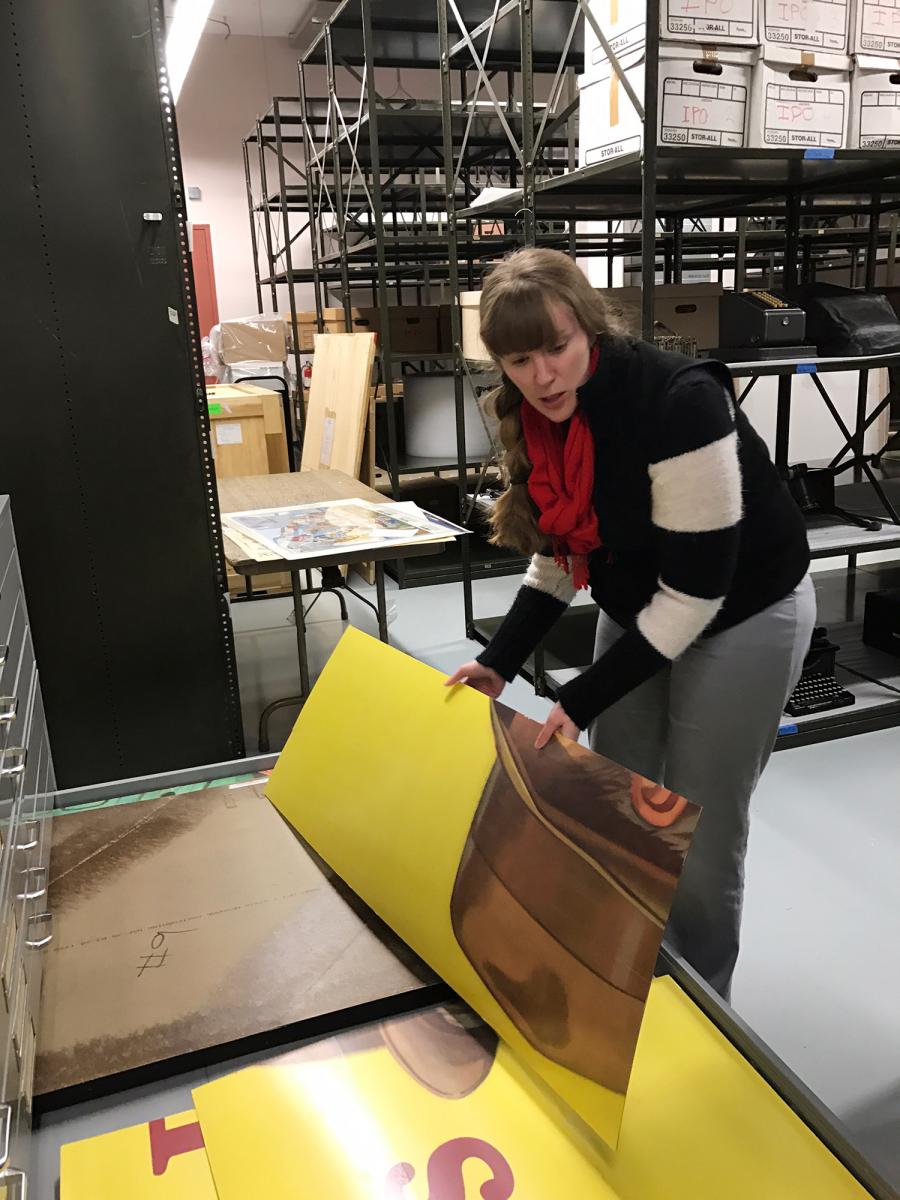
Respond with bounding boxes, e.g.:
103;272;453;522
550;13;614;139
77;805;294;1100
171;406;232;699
477;336;810;730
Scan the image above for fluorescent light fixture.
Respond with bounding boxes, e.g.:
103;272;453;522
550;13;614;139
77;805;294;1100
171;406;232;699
166;0;214;103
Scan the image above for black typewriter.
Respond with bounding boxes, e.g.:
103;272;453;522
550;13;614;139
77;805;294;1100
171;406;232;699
785;672;855;717
785;627;855;717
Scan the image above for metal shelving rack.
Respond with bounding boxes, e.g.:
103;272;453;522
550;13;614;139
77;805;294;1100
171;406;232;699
433;0;900;746
242;1;900;739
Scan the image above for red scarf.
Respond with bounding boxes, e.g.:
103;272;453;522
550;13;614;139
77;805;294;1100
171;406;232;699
520;342;601;590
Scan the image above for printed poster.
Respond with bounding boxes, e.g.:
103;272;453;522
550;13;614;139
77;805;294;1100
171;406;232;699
221;499;464;561
265;628;702;1147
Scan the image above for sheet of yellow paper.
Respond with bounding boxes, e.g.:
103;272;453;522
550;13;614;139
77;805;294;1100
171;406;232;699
60;1109;217;1199
266;628;703;1149
192;982;869;1200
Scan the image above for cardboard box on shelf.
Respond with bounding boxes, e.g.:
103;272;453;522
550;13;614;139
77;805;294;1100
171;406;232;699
449;283;723;358
285;307;443;355
849;55;900;147
582;0;758;75
387;307;442;354
283;309;374;352
759;0;850;53
598;282;724;349
579;44;755;167
851;0;900;56
748;47;851;147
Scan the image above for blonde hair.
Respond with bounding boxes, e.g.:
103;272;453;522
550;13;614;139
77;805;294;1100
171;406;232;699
481;248;624;555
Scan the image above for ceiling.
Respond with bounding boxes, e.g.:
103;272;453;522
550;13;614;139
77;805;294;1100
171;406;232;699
164;0;323;39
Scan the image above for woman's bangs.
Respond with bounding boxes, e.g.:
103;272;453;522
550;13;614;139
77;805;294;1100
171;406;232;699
483;286;560;358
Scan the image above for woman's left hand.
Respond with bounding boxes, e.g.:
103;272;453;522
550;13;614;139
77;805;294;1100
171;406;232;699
535;703;581;749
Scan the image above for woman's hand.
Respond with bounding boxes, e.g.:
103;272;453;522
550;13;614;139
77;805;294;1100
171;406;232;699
445;661;506;699
535;702;581;749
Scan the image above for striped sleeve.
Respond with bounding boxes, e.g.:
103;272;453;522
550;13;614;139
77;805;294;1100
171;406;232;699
476;552;576;681
558;370;742;729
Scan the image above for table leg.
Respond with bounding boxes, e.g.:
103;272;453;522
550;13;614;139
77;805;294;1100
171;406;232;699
257;570;311;753
375;562;389;644
292;569;311;694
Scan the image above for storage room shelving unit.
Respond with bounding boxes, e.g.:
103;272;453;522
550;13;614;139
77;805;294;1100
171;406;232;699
433;0;900;746
246;0;900;742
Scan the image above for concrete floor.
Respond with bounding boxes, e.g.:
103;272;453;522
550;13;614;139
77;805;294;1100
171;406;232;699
31;563;900;1196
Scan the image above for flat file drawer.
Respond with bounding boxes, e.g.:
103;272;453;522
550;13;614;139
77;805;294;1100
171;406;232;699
0;513;14;596
0;555;22;653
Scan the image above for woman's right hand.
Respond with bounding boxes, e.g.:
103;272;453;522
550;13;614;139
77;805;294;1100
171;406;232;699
445;661;506;699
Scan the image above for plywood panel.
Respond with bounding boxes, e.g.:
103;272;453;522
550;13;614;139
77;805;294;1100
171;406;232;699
301;333;376;476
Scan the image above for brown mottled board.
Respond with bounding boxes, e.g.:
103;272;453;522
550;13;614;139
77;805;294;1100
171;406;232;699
36;785;434;1098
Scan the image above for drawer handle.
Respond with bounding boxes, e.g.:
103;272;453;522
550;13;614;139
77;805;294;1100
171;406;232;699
14;823;38;852
0;748;25;779
0;1168;27;1198
0;697;15;725
0;1103;9;1170
16;867;46;902
25;912;52;950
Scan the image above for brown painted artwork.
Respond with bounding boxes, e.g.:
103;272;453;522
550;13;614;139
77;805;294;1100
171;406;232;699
36;784;434;1097
451;703;701;1096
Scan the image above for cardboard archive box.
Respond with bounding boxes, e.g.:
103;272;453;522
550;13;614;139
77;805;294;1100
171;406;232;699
458;283;722;356
851;0;900;56
598;282;723;349
748;47;851;147
284;306;442;354
582;0;758;75
849;54;900;146
579;43;756;167
759;0;850;53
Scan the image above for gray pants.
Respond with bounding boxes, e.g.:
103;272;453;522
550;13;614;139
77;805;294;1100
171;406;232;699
589;575;817;998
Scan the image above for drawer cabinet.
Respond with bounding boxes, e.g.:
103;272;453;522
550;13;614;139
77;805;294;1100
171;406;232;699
0;498;54;1193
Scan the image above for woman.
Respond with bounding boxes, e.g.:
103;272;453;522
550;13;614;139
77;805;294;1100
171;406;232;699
447;248;815;998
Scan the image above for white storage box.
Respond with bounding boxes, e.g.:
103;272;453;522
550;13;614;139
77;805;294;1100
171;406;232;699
582;0;758;75
403;373;493;461
849;55;900;146
759;0;850;53
748;47;851;147
579;44;755;167
851;0;900;57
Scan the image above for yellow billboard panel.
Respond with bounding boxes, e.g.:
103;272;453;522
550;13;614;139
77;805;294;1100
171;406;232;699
266;628;701;1147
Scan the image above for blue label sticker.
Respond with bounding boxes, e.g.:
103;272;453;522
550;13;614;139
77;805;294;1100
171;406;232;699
804;147;836;159
796;362;817;374
778;723;799;736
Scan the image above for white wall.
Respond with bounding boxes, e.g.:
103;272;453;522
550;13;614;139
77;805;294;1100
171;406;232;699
176;32;449;322
177;32;310;321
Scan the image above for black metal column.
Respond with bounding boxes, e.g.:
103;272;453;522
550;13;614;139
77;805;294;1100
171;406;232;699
0;0;244;784
242;139;264;313
641;0;660;339
440;0;474;636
